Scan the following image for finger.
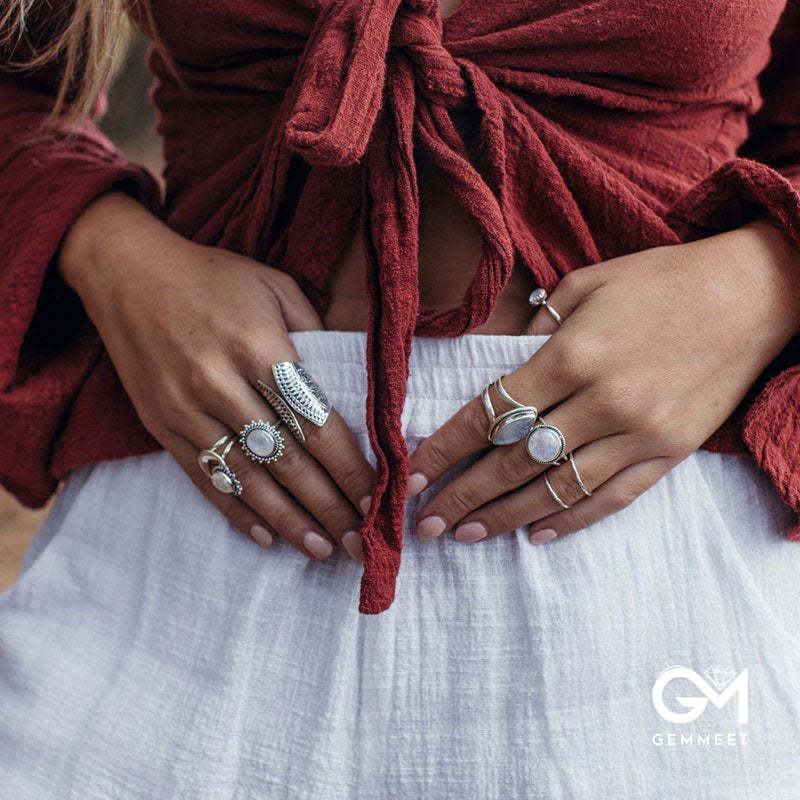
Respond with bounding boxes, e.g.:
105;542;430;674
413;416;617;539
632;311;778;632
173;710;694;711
169;414;343;562
211;376;366;562
276;399;376;518
527;456;677;544
525;268;605;335
407;339;585;497
450;435;639;542
415;393;621;540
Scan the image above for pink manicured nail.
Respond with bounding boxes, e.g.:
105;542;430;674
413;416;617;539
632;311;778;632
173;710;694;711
529;528;557;544
454;521;487;543
407;473;428;497
342;530;364;563
304;531;334;559
250;524;273;548
417;515;446;540
359;495;372;515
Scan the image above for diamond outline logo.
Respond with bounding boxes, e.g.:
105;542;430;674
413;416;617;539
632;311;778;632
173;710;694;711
703;664;736;691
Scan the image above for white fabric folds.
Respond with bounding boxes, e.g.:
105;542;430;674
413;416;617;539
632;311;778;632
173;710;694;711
1;331;799;798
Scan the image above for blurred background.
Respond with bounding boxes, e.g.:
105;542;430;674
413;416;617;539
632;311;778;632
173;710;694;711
0;33;163;591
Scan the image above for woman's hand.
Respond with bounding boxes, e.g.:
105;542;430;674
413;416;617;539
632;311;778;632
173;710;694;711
59;191;374;563
408;218;800;545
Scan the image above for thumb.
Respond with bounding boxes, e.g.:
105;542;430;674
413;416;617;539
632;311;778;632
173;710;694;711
273;274;324;332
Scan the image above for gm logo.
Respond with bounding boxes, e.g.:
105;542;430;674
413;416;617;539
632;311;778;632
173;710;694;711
652;666;749;724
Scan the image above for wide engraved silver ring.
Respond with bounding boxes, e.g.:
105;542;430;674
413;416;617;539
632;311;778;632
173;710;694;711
272;362;331;426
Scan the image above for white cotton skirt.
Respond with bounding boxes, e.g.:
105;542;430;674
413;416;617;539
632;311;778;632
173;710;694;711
1;331;799;800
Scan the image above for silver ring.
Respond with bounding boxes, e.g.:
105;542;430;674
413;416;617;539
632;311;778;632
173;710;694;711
198;434;243;496
569;452;592;496
239;419;286;464
256;379;306;443
524;417;568;465
481;379;538;446
543;472;570;509
528;287;562;326
272;362;331;426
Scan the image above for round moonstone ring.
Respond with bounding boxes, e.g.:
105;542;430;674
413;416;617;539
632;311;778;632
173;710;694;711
239;419;286;464
525;420;568;465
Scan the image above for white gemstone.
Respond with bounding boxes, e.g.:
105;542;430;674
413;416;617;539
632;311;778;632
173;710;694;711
492;409;536;445
246;427;278;458
211;469;234;493
525;425;564;462
528;288;547;306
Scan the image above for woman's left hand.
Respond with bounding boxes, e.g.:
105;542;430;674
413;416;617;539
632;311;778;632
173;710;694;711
408;218;800;545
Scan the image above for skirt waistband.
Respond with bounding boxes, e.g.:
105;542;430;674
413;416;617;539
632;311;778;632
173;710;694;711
288;330;550;439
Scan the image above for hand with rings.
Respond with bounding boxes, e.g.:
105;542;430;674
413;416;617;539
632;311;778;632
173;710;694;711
65;193;375;564
407;223;800;544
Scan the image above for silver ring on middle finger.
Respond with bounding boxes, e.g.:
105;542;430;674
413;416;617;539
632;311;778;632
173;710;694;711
524;417;569;465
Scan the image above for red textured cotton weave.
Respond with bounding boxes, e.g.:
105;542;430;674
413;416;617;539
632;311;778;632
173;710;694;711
1;0;800;613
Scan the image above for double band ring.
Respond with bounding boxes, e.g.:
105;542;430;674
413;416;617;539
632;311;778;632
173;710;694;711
542;451;592;510
198;434;243;496
528;287;562;326
481;375;539;446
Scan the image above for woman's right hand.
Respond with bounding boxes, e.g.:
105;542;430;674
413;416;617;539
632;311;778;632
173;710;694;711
58;191;375;563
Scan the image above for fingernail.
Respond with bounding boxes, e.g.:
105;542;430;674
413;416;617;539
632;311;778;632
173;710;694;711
417;515;446;540
304;531;333;559
454;521;487;543
359;495;372;515
529;528;557;544
407;473;428;497
250;524;273;548
342;530;364;563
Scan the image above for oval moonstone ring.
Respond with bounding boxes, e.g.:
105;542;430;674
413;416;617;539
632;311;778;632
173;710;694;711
525;421;567;464
239;419;286;464
489;407;538;445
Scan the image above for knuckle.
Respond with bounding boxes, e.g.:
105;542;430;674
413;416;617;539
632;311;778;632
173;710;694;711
595;377;639;427
462;399;490;444
439;481;478;520
608;484;640;511
420;432;453;472
270;442;305;476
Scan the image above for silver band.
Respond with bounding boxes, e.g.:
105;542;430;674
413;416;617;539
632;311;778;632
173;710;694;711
239;419;286;464
198;434;243;496
528;287;563;326
481;378;538;446
272;362;331;426
256;379;306;443
569;452;592;497
543;472;570;509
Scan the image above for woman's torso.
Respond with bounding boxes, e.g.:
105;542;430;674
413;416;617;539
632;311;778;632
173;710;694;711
140;0;788;333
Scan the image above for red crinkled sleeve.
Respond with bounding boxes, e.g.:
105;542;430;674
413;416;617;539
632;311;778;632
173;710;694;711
0;61;163;508
664;0;800;539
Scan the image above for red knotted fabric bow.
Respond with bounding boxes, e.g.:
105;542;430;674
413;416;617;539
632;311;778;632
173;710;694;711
280;0;550;613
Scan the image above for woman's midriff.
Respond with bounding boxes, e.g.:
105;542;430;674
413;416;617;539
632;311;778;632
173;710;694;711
322;132;538;335
322;0;536;336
